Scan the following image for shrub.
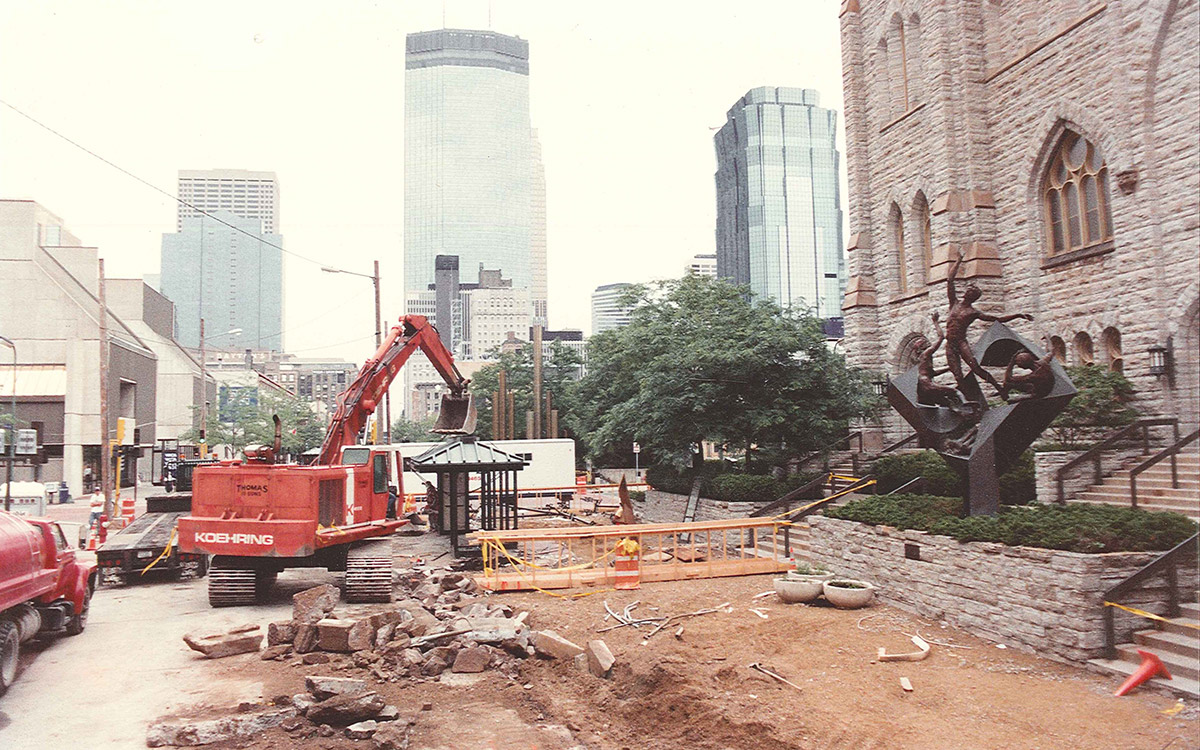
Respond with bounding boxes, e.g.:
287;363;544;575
707;474;781;503
628;490;646;502
872;452;963;496
827;494;1196;553
1048;365;1138;448
872;449;1036;506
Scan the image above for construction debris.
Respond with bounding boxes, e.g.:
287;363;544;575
900;677;914;692
146;708;298;747
586;640;616;678
878;635;931;662
644;602;732;640
748;662;804;693
182;624;263;659
532;630;585;660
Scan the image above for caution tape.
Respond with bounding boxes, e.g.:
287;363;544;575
140;527;177;576
1103;601;1200;630
480;538;615;599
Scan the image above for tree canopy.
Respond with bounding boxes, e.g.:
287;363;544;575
182;386;324;457
573;275;874;468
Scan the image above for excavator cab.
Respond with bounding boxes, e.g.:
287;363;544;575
432;392;477;435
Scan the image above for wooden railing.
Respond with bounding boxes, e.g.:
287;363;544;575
1055;417;1179;504
1129;428;1199;509
1101;533;1198;659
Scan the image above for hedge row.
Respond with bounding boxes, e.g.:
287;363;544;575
825;493;1197;553
645;462;822;504
871;450;1036;506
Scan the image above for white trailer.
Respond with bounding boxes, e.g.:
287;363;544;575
371;438;577;504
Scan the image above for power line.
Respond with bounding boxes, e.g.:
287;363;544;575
0;98;325;268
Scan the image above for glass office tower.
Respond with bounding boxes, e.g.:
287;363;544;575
405;29;534;296
714;87;844;318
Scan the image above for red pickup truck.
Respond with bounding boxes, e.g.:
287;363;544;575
0;509;96;695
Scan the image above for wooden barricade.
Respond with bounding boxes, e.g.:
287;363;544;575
468;517;793;592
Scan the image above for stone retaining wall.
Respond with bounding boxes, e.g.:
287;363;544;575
808;515;1197;664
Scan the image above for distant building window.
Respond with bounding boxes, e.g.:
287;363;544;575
1103;327;1123;373
1043;131;1114;257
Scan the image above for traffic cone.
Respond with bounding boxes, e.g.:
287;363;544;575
86;519;98;551
1114;649;1172;696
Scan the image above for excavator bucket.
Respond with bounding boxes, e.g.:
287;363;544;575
432;393;477;435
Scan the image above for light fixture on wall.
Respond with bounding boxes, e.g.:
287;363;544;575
1147;340;1173;382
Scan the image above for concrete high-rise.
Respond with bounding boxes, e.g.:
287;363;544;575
592;283;635;334
404;29;536;301
177;169;280;234
160;211;283;350
714;87;844;318
530;129;548;326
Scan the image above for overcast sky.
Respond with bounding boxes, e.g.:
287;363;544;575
0;0;845;363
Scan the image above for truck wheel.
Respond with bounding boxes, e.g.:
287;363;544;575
345;539;394;603
0;620;19;696
66;586;92;636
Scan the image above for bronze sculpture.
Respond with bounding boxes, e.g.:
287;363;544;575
944;256;1032;393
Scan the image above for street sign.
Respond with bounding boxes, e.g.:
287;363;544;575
16;429;38;455
632;442;641;454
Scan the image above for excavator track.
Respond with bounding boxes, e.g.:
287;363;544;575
345;539;394;603
208;563;258;607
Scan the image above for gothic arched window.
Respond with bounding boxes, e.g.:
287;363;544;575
890;202;907;295
1042;131;1114;257
914;191;932;285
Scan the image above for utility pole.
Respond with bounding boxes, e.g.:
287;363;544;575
1;335;15;513
98;259;113;518
532;324;543;439
373;260;385;444
199;318;207;459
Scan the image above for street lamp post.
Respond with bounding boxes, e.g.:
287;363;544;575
322;262;386;443
0;335;15;513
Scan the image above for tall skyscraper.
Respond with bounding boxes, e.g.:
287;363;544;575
160;211;283;350
404;29;536;299
530;128;548;326
714;87;844;318
592;283;635;334
177;169;280;234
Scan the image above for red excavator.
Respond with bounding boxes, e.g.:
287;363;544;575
178;314;476;606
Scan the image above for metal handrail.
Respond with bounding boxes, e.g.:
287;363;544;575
1101;532;1198;659
1129;428;1200;509
1054;417;1179;504
749;472;831;518
885;476;926;496
878;432;918;455
796;430;865;473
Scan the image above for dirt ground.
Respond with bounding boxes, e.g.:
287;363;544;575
178;573;1192;750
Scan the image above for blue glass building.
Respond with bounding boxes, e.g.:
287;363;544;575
715;87;845;318
160;211;283;350
404;29;534;299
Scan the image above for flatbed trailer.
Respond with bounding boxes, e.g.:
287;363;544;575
97;495;207;585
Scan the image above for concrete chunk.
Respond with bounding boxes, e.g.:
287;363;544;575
306;691;386;725
532;630;585;660
346;719;378;739
586;640;615;678
306;675;368;700
146;708;297;747
451;646;491;673
293;624;319;653
293;584;340;624
182;626;263;659
267;621;297;645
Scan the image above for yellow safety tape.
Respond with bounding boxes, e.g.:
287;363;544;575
480;536;620;574
1104;601;1200;630
140;527;178;576
480;538;615;599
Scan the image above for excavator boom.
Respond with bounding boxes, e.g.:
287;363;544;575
314;314;474;465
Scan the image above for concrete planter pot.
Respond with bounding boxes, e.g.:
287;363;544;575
823;579;875;609
774;575;826;604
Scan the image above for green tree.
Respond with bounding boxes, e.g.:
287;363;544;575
469;341;582;440
1047;364;1139;448
182;386;323;457
391;415;440;443
573;275;875;469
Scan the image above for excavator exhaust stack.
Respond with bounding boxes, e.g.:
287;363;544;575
432;393;477;435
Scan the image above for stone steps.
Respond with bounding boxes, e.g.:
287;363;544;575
1088;600;1200;699
1070;448;1199;521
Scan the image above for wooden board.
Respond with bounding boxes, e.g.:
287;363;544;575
477;556;788;592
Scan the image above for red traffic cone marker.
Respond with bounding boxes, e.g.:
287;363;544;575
1114;649;1172;696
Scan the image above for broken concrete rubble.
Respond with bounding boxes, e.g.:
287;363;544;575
346;719;378;739
587;640;615;678
451;645;492;673
146;708;297;747
306;691;387;725
267;620;296;645
293;583;340;624
305;675;368;700
182;624;262;659
532;630;585;660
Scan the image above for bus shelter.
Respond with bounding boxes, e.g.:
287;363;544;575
407;437;525;555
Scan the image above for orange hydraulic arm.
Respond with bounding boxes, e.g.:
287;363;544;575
314;315;469;466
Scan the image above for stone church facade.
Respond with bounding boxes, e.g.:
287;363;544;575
838;0;1199;439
